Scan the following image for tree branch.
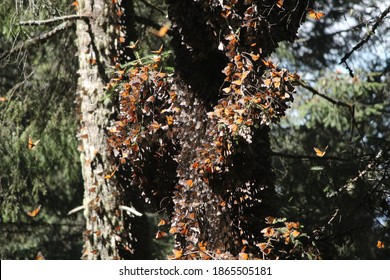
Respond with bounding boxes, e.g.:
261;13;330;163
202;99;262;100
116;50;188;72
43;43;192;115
139;0;165;15
331;150;385;197
297;80;351;108
134;15;172;36
298;80;366;147
340;4;390;65
0;21;73;62
295;21;368;43
271;151;346;161
19;14;90;26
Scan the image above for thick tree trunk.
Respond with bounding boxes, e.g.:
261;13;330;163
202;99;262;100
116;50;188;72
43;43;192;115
167;0;310;258
75;0;129;260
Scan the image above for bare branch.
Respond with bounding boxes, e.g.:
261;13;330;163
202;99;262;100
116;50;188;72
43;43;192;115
134;15;172;36
67;205;85;216
331;150;385;197
297;80;351;108
340;4;390;65
139;0;165;15
298;80;365;147
295;21;369;44
19;15;90;26
0;21;73;62
119;205;143;217
271;151;346;161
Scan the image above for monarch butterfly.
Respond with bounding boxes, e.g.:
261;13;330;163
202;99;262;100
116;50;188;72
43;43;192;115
262;59;276;69
155;230;167;239
276;0;284;8
35;251;45;260
257;242;268;250
127;40;139;49
104;166;117;179
377;240;385;249
172;249;182;259
291;230;301;237
151;44;164;54
158;219;167;227
239;252;249;260
265;216;275;224
28;137;40;150
169;227;178;234
313;145;328;157
261;226;275;237
185;179;194;187
308;9;325;20
149;22;171;38
27;205;41;217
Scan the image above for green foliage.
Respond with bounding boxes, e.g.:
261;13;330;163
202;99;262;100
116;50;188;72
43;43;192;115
0;0;83;259
259;217;320;260
271;68;390;259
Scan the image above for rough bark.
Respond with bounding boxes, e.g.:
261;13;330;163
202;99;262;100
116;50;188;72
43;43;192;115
76;0;130;260
167;0;310;258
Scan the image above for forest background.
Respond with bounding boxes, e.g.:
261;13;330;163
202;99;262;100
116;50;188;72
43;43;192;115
0;0;389;260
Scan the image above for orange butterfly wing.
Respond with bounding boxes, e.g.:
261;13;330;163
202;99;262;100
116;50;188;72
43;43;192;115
150;22;171;38
27;205;41;217
155;230;167;239
127;40;139;49
35;251;45;260
313;145;328;157
28;137;40;150
308;9;325;20
151;44;164;54
377;240;385;249
276;0;284;8
158;219;167;227
104;166;118;179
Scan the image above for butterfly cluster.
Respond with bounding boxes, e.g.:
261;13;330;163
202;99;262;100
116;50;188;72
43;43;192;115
106;0;321;260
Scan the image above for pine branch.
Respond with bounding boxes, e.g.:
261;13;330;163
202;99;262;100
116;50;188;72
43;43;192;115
340;4;390;65
19;15;90;26
0;21;73;61
298;80;366;147
332;150;384;196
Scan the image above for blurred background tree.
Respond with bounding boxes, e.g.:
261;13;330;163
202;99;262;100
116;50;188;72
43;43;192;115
270;0;390;259
0;0;83;259
0;0;174;260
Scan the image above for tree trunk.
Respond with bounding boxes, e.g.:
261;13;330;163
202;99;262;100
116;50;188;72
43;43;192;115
76;0;130;260
167;0;310;259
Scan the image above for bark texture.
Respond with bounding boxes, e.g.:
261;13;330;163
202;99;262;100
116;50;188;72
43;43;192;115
167;0;310;258
76;0;130;260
